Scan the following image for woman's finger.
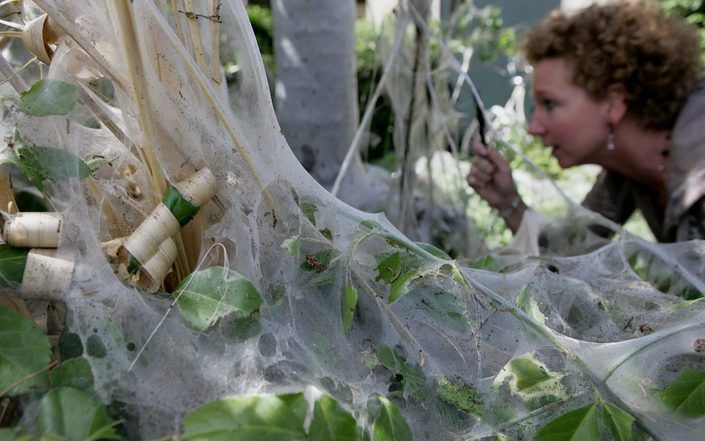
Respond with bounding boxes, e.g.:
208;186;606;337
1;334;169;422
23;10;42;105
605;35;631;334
472;139;488;157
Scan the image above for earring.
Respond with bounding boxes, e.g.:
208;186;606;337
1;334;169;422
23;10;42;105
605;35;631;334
606;123;615;151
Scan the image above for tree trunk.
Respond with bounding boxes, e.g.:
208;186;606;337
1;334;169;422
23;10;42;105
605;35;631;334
272;0;358;188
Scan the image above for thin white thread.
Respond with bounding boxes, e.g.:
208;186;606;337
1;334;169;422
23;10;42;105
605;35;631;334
128;242;229;372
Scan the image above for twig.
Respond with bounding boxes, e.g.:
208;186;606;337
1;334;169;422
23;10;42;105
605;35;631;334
0;51;26;93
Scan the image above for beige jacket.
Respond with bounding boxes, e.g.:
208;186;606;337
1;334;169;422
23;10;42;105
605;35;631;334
582;79;705;242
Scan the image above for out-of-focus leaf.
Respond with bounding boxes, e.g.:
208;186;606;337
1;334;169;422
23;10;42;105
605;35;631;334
371;397;413;441
49;357;94;393
657;367;705;418
183;393;307;441
601;402;634;441
0;245;29;286
309;395;362;441
0;307;50;395
533;404;600;441
37;387;119;441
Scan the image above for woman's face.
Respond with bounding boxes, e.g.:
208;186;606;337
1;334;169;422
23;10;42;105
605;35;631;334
528;57;611;168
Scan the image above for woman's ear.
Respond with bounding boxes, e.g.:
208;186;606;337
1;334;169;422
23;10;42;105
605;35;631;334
605;84;628;125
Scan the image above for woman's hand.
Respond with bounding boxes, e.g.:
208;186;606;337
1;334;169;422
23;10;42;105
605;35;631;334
466;140;526;233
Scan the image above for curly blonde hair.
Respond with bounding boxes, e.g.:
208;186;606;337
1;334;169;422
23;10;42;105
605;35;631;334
522;1;702;130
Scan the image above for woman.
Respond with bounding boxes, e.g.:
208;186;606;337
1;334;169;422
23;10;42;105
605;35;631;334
467;2;705;242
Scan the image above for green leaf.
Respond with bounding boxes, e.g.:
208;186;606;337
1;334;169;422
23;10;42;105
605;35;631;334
0;307;51;395
533;404;600;441
184;393;307;441
361;219;381;230
319;228;333;241
0;429;32;441
508;356;552;392
341;284;358;333
516;286;546;325
389;269;421;303
175;267;262;332
436;378;484;417
601;402;634;441
377;347;429;401
49;357;94;393
14;145;91;193
281;237;301;256
308;269;337;287
371;397;413;441
376;252;401;283
38;387;119;441
18;79;79;116
301;202;318;226
85;155;114;172
657;367;705;418
416;290;467;332
162;186;200;226
309;395;361;441
414;242;451;260
300;250;334;273
0;245;29;286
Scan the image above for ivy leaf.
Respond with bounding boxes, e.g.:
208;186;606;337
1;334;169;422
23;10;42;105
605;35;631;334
184;393;307;441
507;356;552;392
309;395;362;441
377;346;429;401
657;367;705;418
341;284;358;333
601;402;634;441
37;387;119;441
0;307;51;395
0;245;29;286
175;267;262;332
371;397;413;441
49;357;94;393
18;79;79;116
13;145;91;193
533;404;600;441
